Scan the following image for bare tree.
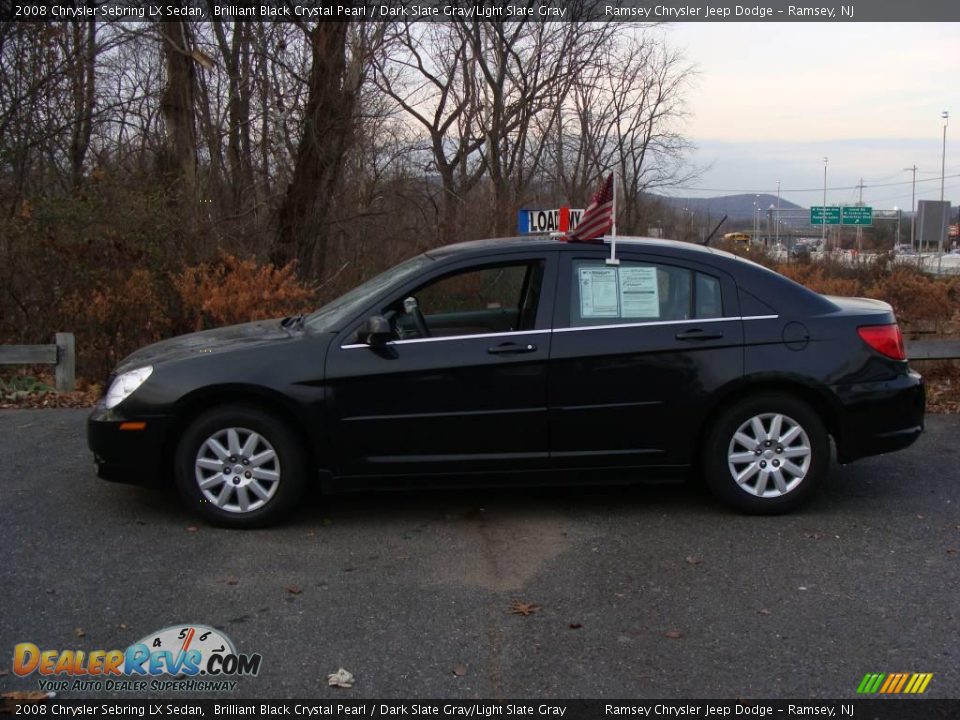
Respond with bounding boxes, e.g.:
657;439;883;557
547;33;697;233
272;22;381;280
372;22;487;244
456;20;618;235
207;18;256;213
157;21;198;200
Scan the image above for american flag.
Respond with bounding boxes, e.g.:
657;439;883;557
566;173;614;242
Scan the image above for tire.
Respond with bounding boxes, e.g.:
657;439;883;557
174;404;308;528
702;393;829;514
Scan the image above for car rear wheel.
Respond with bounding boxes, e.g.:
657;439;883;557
175;405;308;528
703;394;828;514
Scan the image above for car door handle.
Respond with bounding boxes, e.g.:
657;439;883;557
675;329;724;341
487;342;537;355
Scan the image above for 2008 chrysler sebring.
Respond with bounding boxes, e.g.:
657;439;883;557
88;237;924;527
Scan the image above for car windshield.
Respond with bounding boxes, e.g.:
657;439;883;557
303;253;435;332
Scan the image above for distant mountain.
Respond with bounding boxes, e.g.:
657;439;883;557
656;194;804;219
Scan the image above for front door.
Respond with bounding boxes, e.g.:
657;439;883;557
325;252;558;478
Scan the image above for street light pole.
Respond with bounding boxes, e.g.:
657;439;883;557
939;111;949;271
775;179;781;246
822;157;828;247
941;111;949;203
904;165;917;251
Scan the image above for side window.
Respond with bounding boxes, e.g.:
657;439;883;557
695;273;723;319
393;262;543;338
569;260;723;326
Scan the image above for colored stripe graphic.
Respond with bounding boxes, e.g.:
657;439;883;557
879;674;897;693
857;672;932;694
856;673;885;693
892;673;909;693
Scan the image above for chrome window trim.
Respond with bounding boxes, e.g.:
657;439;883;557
554;315;777;333
341;316;777;349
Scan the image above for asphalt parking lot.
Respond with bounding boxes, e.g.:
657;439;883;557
1;409;958;699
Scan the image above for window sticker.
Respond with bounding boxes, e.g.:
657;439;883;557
618;266;660;318
578;266;619;318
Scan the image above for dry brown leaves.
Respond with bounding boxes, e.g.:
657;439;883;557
0;378;101;410
509;600;541;616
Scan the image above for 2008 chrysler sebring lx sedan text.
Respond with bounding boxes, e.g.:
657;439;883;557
88;237;925;527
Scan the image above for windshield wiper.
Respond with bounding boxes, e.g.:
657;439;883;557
281;314;305;330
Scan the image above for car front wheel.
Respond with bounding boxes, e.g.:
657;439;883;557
174;404;308;528
703;394;828;514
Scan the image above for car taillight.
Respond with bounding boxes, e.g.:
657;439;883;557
858;324;906;360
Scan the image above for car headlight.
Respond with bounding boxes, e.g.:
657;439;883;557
104;366;153;409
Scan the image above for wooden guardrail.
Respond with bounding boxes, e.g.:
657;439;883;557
0;333;76;392
906;340;960;361
0;334;951;395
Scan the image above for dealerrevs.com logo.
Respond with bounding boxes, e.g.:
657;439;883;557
12;624;261;692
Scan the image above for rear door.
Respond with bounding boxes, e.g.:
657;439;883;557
548;249;744;468
326;251;558;478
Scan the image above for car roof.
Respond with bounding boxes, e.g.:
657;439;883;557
425;235;731;259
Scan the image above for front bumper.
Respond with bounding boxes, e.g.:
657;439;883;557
87;406;174;485
833;370;925;464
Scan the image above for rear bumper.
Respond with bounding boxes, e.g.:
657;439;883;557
87;406;173;485
832;370;925;463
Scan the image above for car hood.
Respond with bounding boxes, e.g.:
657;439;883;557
116;319;295;372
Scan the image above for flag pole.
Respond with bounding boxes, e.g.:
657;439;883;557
606;172;619;266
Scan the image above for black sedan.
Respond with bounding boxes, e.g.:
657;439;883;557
88;237;924;527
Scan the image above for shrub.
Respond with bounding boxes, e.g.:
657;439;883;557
172;253;317;331
867;268;953;328
60;268;173;380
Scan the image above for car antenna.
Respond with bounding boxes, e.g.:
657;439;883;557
699;215;727;246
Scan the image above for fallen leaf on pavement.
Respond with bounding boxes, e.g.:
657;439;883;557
74;628;85;638
664;630;683;639
685;556;702;565
569;623;582;629
327;668;354;688
757;608;772;615
452;664;468;677
226;577;238;586
509;600;541;616
285;585;302;595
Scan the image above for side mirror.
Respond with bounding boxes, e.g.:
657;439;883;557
358;315;392;346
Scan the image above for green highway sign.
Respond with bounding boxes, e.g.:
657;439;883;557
810;206;840;225
842;206;873;225
810;206;873;226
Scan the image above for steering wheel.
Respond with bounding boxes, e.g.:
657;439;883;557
403;297;431;338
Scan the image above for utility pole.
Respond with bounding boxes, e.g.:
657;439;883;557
939;111;949;274
822;157;828;247
856;177;865;255
904;165;917;251
775;179;781;246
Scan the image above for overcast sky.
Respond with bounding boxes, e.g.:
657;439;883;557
657;22;960;209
